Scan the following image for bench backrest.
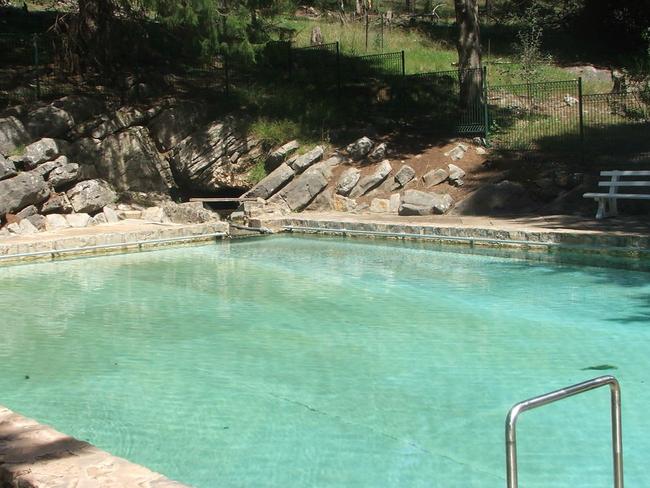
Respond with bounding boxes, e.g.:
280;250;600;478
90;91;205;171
599;171;650;194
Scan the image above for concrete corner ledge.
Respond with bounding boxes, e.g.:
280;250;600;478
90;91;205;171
0;406;190;488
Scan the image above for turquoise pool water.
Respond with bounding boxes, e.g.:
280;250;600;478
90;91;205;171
1;236;649;487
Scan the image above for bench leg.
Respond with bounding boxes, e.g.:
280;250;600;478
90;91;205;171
609;198;618;217
595;198;606;219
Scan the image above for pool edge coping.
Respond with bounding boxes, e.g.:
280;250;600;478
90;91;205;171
0;405;191;488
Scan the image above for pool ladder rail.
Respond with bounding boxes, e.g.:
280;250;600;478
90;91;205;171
505;375;623;488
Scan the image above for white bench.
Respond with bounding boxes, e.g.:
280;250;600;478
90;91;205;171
583;170;650;219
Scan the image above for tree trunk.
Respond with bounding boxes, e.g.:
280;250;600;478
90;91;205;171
454;0;482;108
67;0;114;75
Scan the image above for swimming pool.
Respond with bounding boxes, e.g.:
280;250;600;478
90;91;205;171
1;236;649;487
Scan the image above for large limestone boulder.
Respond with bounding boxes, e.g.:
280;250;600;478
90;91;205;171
0;172;50;216
41;193;73;214
351;160;392;197
272;165;329;212
172;121;264;192
25;105;75;139
10;138;67;169
160;201;219;223
0;155;17;181
423;168;448;188
48;162;80;189
66;179;117;214
266;140;300;170
0;116;30;156
336;167;361;196
289;146;324;173
90;106;161;139
398;189;453;216
392;165;415;189
52;95;105;125
243;162;295;200
448;163;466;186
148;101;207;151
346;137;373;160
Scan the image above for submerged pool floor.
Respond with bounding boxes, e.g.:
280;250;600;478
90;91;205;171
1;236;649;487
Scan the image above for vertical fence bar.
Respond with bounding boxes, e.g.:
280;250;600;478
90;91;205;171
336;41;341;97
578;77;585;154
33;34;41;99
401;50;406;77
224;53;230;95
483;65;489;139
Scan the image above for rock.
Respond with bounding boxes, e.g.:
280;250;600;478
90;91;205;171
305;189;334;211
346;136;374;160
25;214;47;231
310;26;323;45
392;164;416;189
445;143;469;161
423;168;449;188
41;193;73;214
0;155;17;181
351;160;392;197
475;146;488;155
273;167;329;212
6;222;21;235
45;214;71;231
120;191;173;208
160;201;219;223
52;95;104;126
0;116;30;156
370;198;390;213
453;180;533;215
142;206;171;223
389;193;401;213
118;210;142;220
103;206;119;223
25;105;75;138
398;189;454;215
266;140;300;169
564;95;579;107
289;146;324;173
172;120;264;192
17;218;38;234
0;172;50;216
368;142;387;162
336;167;361;196
93;212;107;225
93;127;176;192
65;213;92;228
48;162;80;189
148;101;208;151
90;106;160;139
448;164;466;186
66;179;117;214
11;138;67;169
31;156;68;179
15;205;38;220
333;194;358;212
243;162;295;200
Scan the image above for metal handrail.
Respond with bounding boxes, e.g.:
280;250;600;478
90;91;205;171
505;375;623;488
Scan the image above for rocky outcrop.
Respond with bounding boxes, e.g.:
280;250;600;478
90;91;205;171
66;179;117;214
148;101;208;151
273;168;329;212
25;105;75;139
0;116;30;156
172;121;264;192
48;162;80;189
398;189;453;216
9;138;67;169
0;172;50;216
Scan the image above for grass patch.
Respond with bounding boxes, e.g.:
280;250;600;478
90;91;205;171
248;159;268;185
8;144;26;157
249;118;301;146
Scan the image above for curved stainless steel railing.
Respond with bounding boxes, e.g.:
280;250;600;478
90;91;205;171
505;375;623;488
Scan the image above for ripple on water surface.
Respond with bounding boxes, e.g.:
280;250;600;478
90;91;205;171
1;236;649;487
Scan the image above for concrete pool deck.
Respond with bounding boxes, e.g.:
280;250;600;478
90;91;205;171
0;220;229;265
257;212;650;256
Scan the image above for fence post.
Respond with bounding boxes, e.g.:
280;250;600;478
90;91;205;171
33;34;41;100
287;43;292;79
483;65;489;140
401;50;406;77
578;76;584;148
